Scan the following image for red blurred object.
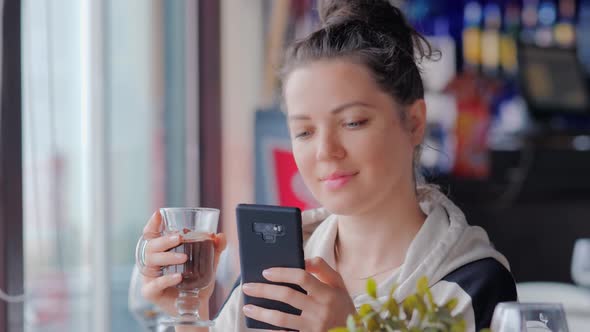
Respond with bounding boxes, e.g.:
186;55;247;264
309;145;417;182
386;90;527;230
446;73;492;179
272;147;319;211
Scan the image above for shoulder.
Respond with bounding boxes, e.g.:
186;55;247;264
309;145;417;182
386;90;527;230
441;258;517;331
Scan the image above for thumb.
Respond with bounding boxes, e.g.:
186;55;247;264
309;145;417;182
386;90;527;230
305;257;345;288
212;233;227;269
212;233;227;253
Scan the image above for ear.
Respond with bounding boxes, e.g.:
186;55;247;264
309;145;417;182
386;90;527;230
407;99;427;146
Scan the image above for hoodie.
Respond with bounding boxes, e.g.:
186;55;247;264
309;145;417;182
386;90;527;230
212;187;517;331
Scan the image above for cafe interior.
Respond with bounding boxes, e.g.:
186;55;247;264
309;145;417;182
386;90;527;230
1;0;590;331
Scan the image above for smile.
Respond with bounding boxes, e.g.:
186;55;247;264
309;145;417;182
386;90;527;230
320;171;359;190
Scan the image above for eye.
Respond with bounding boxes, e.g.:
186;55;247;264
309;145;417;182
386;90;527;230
294;130;312;139
345;119;368;129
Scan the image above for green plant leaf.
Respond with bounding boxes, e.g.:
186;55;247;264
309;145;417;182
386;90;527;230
425;287;436;308
388;283;398;300
423;327;442;332
385;325;396;332
366;278;378;299
414;293;427;320
359;303;374;317
384;319;406;331
450;319;466;332
360;312;378;323
366;318;379;331
342;275;466;332
436;308;455;325
384;298;400;317
417;276;429;297
402;295;418;320
444;298;458;312
360;312;380;332
426;311;437;323
328;328;351;332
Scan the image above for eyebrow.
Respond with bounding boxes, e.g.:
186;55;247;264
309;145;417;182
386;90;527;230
287;101;374;121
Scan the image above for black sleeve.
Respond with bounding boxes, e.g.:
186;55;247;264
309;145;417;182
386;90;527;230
442;258;518;331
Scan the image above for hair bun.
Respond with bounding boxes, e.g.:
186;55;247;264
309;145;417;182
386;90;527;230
318;0;433;64
319;0;412;49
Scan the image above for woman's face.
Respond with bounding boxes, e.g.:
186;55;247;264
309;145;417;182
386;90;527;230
284;59;425;215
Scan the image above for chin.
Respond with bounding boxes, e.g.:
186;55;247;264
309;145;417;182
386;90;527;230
318;194;365;216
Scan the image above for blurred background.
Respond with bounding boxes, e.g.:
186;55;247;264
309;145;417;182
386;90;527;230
1;0;590;331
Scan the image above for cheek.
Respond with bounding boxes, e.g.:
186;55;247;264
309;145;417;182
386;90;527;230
292;142;327;202
352;128;413;175
292;144;315;183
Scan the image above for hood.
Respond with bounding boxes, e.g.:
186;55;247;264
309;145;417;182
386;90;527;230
302;186;510;303
392;186;510;300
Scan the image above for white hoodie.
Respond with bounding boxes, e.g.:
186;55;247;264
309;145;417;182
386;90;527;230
212;188;517;331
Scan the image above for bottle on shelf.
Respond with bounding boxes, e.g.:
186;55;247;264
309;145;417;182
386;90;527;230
481;2;502;77
463;1;483;72
501;1;521;78
554;0;577;48
535;0;558;47
521;0;539;44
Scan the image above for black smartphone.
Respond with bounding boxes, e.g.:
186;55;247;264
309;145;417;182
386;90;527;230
236;204;306;331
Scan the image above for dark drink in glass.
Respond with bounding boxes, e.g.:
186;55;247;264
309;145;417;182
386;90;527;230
166;232;215;290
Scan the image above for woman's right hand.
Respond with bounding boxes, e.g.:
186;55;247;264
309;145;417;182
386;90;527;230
139;211;227;316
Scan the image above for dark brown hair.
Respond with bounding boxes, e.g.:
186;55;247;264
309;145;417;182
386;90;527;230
281;0;436;109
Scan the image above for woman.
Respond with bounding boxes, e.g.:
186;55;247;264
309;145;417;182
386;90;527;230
139;1;517;331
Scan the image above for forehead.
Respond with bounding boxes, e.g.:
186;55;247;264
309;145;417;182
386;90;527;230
283;59;385;112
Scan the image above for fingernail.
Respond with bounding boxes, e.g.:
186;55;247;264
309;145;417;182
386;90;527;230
169;235;180;242
171;273;182;280
262;269;273;278
174;253;186;260
243;305;254;314
242;283;254;291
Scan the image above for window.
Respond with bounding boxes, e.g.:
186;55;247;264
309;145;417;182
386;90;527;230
21;1;199;330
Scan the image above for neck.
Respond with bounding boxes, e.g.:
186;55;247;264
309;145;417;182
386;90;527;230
335;185;426;278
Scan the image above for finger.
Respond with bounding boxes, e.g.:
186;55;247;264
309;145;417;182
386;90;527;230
145;234;182;254
305;257;346;288
141;265;165;278
145;251;187;267
143;211;163;239
213;233;227;269
262;267;327;297
242;305;302;331
241;283;315;311
141;273;182;301
213;233;227;253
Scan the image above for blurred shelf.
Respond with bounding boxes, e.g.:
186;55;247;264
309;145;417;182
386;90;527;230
429;147;590;206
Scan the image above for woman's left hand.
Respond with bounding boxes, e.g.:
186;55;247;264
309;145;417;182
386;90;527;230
241;257;356;332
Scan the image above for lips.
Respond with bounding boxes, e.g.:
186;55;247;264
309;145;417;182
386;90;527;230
320;171;358;190
320;171;358;181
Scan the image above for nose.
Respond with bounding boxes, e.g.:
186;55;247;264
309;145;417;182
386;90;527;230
316;130;346;161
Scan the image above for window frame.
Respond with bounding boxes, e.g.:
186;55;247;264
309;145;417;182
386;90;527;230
0;0;24;330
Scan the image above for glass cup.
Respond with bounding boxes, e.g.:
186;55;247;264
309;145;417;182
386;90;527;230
136;207;220;327
490;302;569;332
571;238;590;288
